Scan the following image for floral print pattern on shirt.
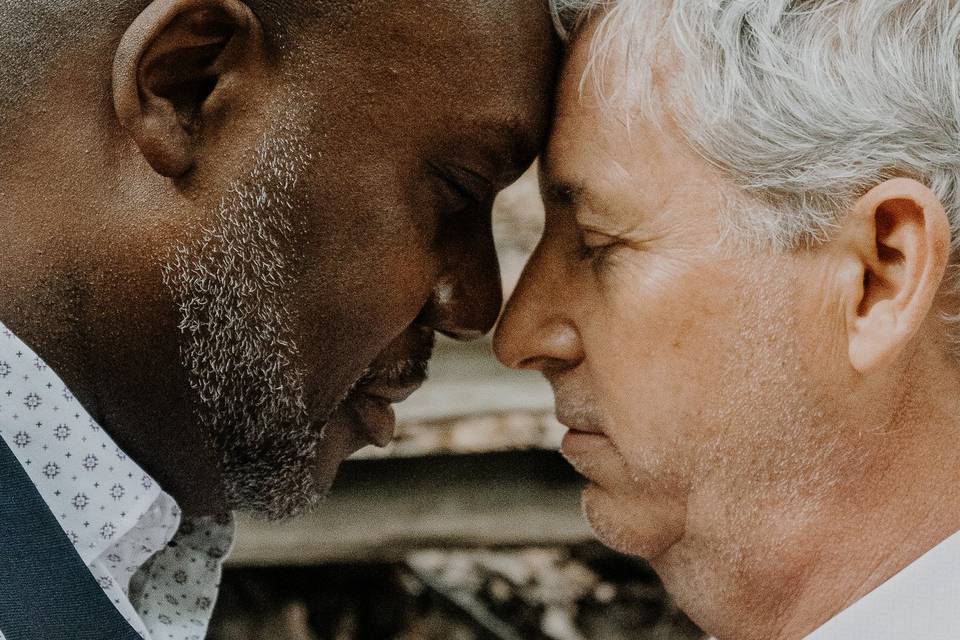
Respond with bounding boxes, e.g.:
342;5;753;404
0;322;234;640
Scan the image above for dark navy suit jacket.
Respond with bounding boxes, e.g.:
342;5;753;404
0;437;142;640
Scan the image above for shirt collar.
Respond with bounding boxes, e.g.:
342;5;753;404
0;320;179;565
805;528;960;639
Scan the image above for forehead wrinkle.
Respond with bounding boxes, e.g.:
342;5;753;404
542;129;664;230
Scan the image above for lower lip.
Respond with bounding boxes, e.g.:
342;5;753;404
561;429;609;451
349;393;397;447
560;430;613;476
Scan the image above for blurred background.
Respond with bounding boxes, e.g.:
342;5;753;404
208;168;705;640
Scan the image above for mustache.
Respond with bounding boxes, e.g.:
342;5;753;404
354;330;435;389
550;377;607;432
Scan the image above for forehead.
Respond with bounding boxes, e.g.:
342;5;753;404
542;24;720;217
351;5;554;118
304;0;559;178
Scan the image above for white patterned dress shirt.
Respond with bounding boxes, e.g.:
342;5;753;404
0;321;234;640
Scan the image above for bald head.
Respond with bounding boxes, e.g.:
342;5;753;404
0;0;313;128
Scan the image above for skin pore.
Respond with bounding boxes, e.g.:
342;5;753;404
495;19;960;640
0;0;559;519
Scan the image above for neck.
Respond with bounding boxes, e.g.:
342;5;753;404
0;262;227;518
656;342;960;640
0;175;227;519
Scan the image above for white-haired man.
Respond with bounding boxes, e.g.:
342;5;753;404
495;2;960;639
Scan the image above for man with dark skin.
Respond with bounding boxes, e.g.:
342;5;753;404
0;1;558;637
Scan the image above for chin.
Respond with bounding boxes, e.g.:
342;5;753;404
307;443;357;502
222;414;365;521
581;483;686;561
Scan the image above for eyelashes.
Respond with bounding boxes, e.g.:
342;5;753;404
429;162;491;218
576;228;620;270
439;174;480;213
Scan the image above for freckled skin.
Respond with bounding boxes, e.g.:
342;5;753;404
0;0;559;516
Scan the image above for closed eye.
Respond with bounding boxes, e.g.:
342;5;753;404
576;227;623;271
429;162;490;215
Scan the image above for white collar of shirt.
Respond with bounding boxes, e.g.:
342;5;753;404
803;527;960;639
0;321;234;640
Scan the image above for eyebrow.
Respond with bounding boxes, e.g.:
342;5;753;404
540;176;624;228
494;120;540;178
463;116;540;181
541;178;591;209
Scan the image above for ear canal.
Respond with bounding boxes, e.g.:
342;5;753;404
143;10;237;132
113;0;261;178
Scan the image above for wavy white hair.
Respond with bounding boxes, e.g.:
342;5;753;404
549;0;960;338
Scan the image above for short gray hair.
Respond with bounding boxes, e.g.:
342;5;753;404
0;0;319;131
548;0;960;334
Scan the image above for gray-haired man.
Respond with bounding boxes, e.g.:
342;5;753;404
496;2;960;639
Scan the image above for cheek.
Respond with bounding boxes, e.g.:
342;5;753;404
286;223;437;408
580;258;736;473
303;160;439;305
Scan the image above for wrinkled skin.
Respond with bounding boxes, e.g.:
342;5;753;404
495;17;960;640
0;0;559;518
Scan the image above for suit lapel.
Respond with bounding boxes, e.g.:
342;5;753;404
0;437;143;640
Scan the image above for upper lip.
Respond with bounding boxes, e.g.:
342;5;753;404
561;423;604;435
554;411;605;435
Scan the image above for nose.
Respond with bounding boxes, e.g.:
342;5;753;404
416;219;503;341
494;240;583;372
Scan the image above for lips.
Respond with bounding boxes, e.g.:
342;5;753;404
343;328;434;448
362;381;424;404
349;381;424;447
555;404;613;482
348;393;397;447
555;412;605;435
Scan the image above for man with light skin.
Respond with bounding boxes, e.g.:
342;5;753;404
495;2;960;639
0;1;558;638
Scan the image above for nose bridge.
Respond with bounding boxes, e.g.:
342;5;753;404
422;220;503;341
494;236;576;369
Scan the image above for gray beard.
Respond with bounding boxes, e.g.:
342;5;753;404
161;114;326;521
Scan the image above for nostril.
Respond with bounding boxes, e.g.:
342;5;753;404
516;355;544;371
519;355;578;375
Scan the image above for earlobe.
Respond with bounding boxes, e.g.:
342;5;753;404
845;178;951;373
113;0;264;178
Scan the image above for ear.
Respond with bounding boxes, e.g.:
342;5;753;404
843;178;951;373
113;0;265;177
